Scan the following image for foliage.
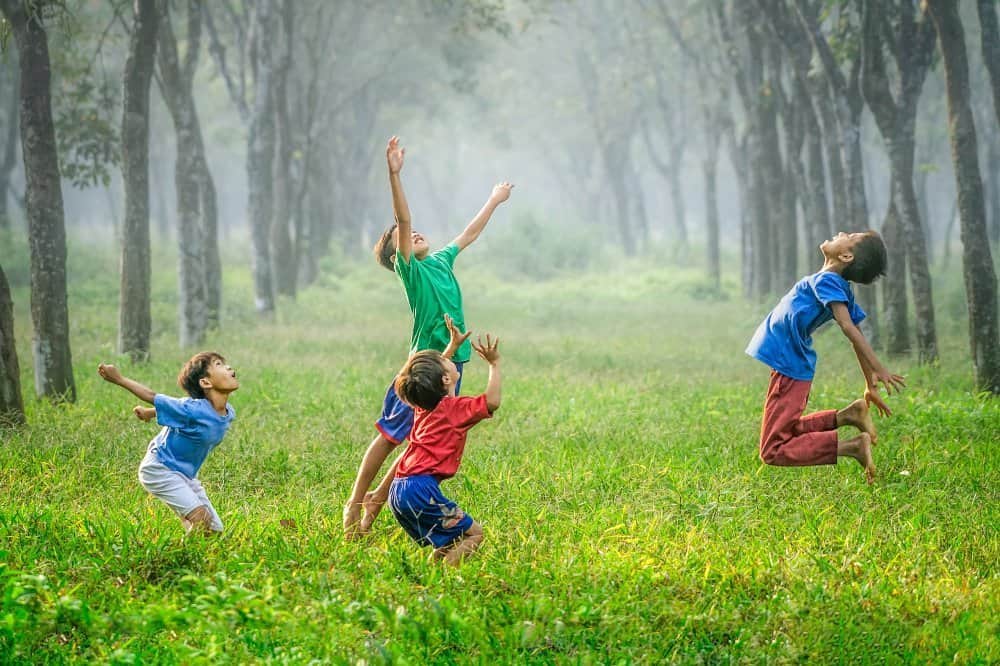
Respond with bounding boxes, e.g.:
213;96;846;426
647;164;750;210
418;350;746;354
0;239;996;662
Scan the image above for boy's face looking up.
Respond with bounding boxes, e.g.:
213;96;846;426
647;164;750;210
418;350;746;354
202;357;239;394
820;230;887;284
821;231;866;263
392;228;430;260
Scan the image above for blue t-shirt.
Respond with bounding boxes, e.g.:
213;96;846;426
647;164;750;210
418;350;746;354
746;271;866;381
148;394;235;479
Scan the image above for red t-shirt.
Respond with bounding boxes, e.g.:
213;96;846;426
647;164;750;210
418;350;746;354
396;394;492;480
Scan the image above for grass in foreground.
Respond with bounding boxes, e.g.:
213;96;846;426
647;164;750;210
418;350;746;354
0;237;997;664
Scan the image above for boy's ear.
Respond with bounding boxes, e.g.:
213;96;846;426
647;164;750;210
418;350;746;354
199;376;213;390
838;250;855;265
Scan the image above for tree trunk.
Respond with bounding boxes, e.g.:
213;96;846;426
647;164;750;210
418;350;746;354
157;2;208;348
802;96;830;255
271;0;296;298
928;0;1000;393
880;196;910;355
200;153;221;327
703;114;721;290
0;263;25;426
0;1;76;402
248;0;276;316
119;0;160;361
977;0;1000;129
0;58;18;230
860;0;938;362
985;135;1000;245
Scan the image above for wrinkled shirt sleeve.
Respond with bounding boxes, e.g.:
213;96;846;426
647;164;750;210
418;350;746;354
153;394;191;429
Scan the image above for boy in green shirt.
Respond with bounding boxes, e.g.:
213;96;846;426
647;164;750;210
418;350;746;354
343;135;512;538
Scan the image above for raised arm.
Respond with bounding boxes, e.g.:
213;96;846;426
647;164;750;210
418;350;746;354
831;303;906;415
98;364;156;404
452;182;513;251
387;136;413;262
472;334;502;413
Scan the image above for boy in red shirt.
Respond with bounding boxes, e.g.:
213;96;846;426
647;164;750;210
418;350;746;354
389;323;501;565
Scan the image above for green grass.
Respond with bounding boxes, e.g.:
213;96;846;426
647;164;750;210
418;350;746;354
0;233;997;664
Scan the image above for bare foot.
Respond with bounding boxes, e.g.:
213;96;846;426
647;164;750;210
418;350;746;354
839;398;877;444
359;491;385;532
343;502;363;540
839;432;875;485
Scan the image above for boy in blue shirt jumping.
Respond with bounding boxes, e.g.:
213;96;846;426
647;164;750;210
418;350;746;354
746;231;905;483
98;352;238;534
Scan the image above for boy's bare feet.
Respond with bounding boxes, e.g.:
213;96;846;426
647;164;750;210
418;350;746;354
360;491;386;532
343;502;363;539
838;432;875;485
838;398;877;444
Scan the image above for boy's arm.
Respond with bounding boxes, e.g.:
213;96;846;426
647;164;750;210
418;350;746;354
387;136;413;262
472;335;502;413
452;182;513;251
831;303;906;415
98;363;156;404
442;314;471;359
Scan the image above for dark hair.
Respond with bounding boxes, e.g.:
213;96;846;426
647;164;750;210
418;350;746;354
177;351;225;399
373;224;398;271
395;350;448;411
841;231;888;284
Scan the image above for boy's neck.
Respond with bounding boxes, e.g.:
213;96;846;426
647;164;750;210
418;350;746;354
204;390;230;415
820;257;846;274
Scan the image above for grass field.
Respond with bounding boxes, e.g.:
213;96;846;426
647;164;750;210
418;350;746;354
1;233;998;664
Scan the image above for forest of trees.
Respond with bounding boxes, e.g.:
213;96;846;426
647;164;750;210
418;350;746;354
1;0;998;427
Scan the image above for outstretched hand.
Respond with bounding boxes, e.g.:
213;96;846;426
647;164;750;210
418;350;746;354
472;334;500;365
98;363;123;385
444;314;471;350
490;182;513;204
871;369;906;395
386;136;405;174
864;387;892;418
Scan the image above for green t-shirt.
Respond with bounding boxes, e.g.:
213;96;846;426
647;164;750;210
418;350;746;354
394;242;471;363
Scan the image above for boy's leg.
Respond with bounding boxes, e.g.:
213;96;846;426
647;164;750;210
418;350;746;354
361;449;404;531
344;379;414;537
139;456;220;535
835;399;877;443
344;433;398;535
187;477;224;534
759;371;838;466
838;433;876;484
433;521;484;566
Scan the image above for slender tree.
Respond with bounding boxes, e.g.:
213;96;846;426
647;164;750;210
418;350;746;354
0;0;75;402
271;0;296;298
156;0;219;347
859;0;938;362
926;0;1000;393
0;263;24;426
118;0;159;361
0;57;18;230
977;0;1000;128
205;0;276;316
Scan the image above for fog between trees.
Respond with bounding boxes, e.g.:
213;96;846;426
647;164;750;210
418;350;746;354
1;0;999;421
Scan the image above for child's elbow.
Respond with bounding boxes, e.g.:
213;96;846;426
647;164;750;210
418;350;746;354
487;400;501;414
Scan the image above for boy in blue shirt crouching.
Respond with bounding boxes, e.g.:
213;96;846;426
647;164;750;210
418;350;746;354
98;352;238;534
746;231;905;484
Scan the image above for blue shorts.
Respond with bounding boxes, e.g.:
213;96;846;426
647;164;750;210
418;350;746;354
388;474;474;549
375;362;464;444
